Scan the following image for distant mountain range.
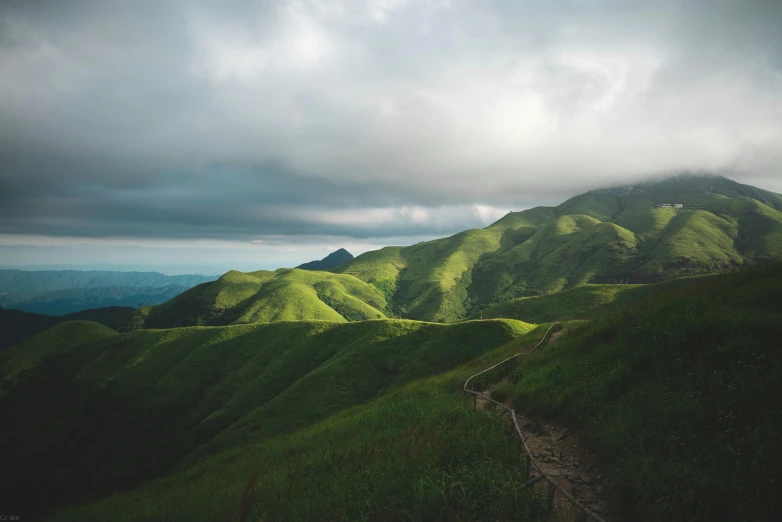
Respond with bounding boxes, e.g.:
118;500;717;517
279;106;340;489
0;270;216;316
296;248;354;271
0;285;190;316
0;269;215;294
115;175;782;328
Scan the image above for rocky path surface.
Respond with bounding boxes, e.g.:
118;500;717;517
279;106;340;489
517;414;615;520
477;387;616;521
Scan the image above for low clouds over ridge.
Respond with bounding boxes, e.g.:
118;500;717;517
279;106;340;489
1;0;781;249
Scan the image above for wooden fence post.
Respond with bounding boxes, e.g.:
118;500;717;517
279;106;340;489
545;482;556;516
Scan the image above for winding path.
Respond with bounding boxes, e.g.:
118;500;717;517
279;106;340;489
463;323;613;522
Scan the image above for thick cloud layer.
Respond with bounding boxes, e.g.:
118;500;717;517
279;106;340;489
1;0;781;249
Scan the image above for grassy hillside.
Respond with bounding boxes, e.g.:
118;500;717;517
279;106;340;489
488;262;782;521
118;268;389;330
0;306;131;350
3;263;781;521
336;175;782;322
0;317;534;519
472;275;710;323
50;331;556;522
1;320;118;379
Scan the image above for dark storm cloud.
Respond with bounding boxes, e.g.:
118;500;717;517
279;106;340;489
1;0;781;241
0;159;442;238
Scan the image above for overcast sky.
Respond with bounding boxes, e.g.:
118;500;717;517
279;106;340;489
1;0;781;273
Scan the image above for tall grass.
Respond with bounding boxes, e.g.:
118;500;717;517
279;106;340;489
503;263;782;521
0;318;536;519
50;327;561;522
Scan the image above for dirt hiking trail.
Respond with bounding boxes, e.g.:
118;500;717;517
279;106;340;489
472;326;618;521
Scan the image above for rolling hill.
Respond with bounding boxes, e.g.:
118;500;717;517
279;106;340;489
335;174;782;321
3;263;780;521
0;317;534;519
117;268;389;330
112;175;782;329
0;306;133;350
296;247;354;271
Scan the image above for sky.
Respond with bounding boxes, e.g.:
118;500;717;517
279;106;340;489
1;0;781;274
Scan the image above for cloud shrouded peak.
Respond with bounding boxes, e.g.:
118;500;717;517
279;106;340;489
1;0;781;255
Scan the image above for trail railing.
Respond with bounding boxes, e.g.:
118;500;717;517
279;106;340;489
463;323;609;522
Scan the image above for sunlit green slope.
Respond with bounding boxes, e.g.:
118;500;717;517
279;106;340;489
336;174;782;321
118;268;388;330
114;175;782;327
471;275;711;323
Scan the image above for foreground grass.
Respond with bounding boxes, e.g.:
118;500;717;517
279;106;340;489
49;326;560;522
52;378;551;521
501;263;782;521
0;317;535;519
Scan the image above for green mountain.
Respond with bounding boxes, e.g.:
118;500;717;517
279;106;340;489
336;174;782;321
0;306;133;350
0;285;188;316
296;247;354;271
117;268;388;330
3;263;780;521
116;175;782;330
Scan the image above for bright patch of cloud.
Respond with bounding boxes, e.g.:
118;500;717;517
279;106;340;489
472;205;510;224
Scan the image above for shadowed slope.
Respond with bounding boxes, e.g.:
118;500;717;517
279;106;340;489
0;306;131;349
499;262;782;521
0;317;533;518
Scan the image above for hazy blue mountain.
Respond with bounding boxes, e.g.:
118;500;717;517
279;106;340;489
297;248;355;271
0;270;215;294
0;285;190;316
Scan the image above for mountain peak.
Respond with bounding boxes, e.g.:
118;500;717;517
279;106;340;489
297;249;355;271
